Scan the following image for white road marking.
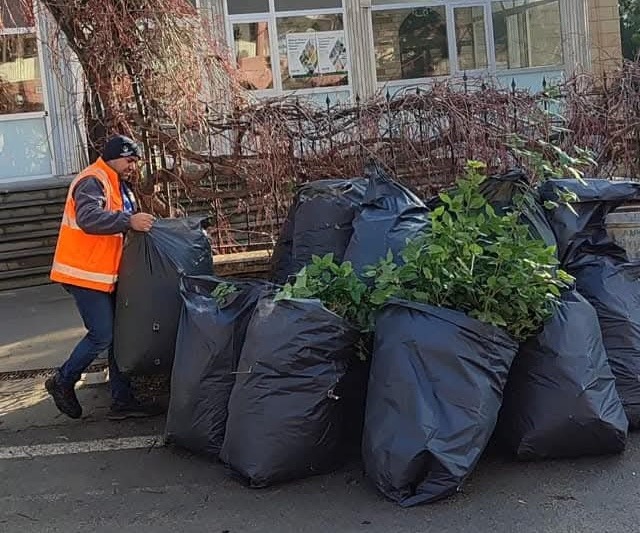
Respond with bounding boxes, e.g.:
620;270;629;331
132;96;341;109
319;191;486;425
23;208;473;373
0;435;164;460
0;483;214;505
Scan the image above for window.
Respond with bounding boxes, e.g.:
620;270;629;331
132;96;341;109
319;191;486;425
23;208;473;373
1;2;32;29
275;0;341;9
277;14;347;91
228;1;269;16
226;0;349;97
454;6;488;71
492;1;563;69
372;1;564;86
0;24;44;115
234;22;274;90
0;2;52;180
374;7;448;82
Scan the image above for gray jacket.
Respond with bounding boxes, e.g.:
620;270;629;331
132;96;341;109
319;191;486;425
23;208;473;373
73;177;138;235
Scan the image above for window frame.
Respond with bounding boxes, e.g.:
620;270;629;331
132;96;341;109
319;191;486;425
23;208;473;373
224;0;353;101
370;0;564;90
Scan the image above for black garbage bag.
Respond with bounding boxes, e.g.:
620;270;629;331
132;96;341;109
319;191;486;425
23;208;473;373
114;218;214;375
538;179;640;264
498;290;628;459
220;297;360;487
343;162;430;275
363;299;517;507
571;255;640;429
165;276;270;457
270;202;297;283
270;179;368;284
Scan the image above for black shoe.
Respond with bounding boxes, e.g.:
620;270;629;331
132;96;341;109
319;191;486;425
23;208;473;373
45;374;82;419
107;400;164;421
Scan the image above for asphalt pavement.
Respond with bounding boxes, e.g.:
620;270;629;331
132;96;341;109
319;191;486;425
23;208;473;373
1;285;639;532
1;385;639;533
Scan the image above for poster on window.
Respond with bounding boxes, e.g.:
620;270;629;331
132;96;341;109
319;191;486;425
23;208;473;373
286;31;348;78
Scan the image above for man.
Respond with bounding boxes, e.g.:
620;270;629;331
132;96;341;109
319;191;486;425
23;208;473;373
46;135;158;421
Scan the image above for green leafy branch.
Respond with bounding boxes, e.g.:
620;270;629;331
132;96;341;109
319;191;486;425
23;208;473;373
506;134;596;184
274;253;373;332
366;161;574;341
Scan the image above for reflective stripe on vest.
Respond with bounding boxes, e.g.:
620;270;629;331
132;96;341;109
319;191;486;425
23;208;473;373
59;212;124;237
65;167;114;211
60;167;114;232
61;213;80;230
60;168;120;233
51;261;118;285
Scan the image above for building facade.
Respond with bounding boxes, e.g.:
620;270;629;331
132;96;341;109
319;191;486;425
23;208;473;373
0;0;623;186
222;0;622;103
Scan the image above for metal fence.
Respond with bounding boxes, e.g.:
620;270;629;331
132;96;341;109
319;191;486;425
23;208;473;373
141;68;640;254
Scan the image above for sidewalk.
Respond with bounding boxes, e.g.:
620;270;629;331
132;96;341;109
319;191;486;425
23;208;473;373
0;283;168;435
0;284;84;373
0;376;166;438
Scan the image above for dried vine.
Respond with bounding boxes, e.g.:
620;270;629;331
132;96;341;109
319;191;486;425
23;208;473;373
11;0;247;211
161;67;640;252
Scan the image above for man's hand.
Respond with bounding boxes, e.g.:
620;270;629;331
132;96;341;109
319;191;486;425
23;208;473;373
130;213;155;233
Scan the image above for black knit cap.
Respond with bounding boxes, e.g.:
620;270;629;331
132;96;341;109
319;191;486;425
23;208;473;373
102;135;142;162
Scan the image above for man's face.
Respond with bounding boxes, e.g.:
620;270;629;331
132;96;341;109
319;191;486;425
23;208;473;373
107;156;140;179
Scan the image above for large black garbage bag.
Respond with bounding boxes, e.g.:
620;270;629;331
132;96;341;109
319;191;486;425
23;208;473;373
165;276;269;457
114;218;214;375
343;162;430;275
571;256;640;429
270;203;297;283
270;179;368;284
538;179;640;264
220;297;359;487
498;290;628;459
363;299;517;507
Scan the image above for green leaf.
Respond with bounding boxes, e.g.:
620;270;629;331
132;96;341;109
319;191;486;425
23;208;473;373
470;196;486;209
439;193;452;206
567;166;585;182
211;282;239;305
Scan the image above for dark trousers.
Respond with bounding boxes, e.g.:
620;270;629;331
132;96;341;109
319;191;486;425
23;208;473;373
58;284;133;406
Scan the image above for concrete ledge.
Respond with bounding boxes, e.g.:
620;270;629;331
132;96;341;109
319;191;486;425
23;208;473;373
213;249;272;278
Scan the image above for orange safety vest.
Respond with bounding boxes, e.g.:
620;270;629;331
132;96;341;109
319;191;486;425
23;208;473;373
50;158;126;293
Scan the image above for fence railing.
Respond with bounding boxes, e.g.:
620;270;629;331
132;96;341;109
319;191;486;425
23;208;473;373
139;67;640;254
